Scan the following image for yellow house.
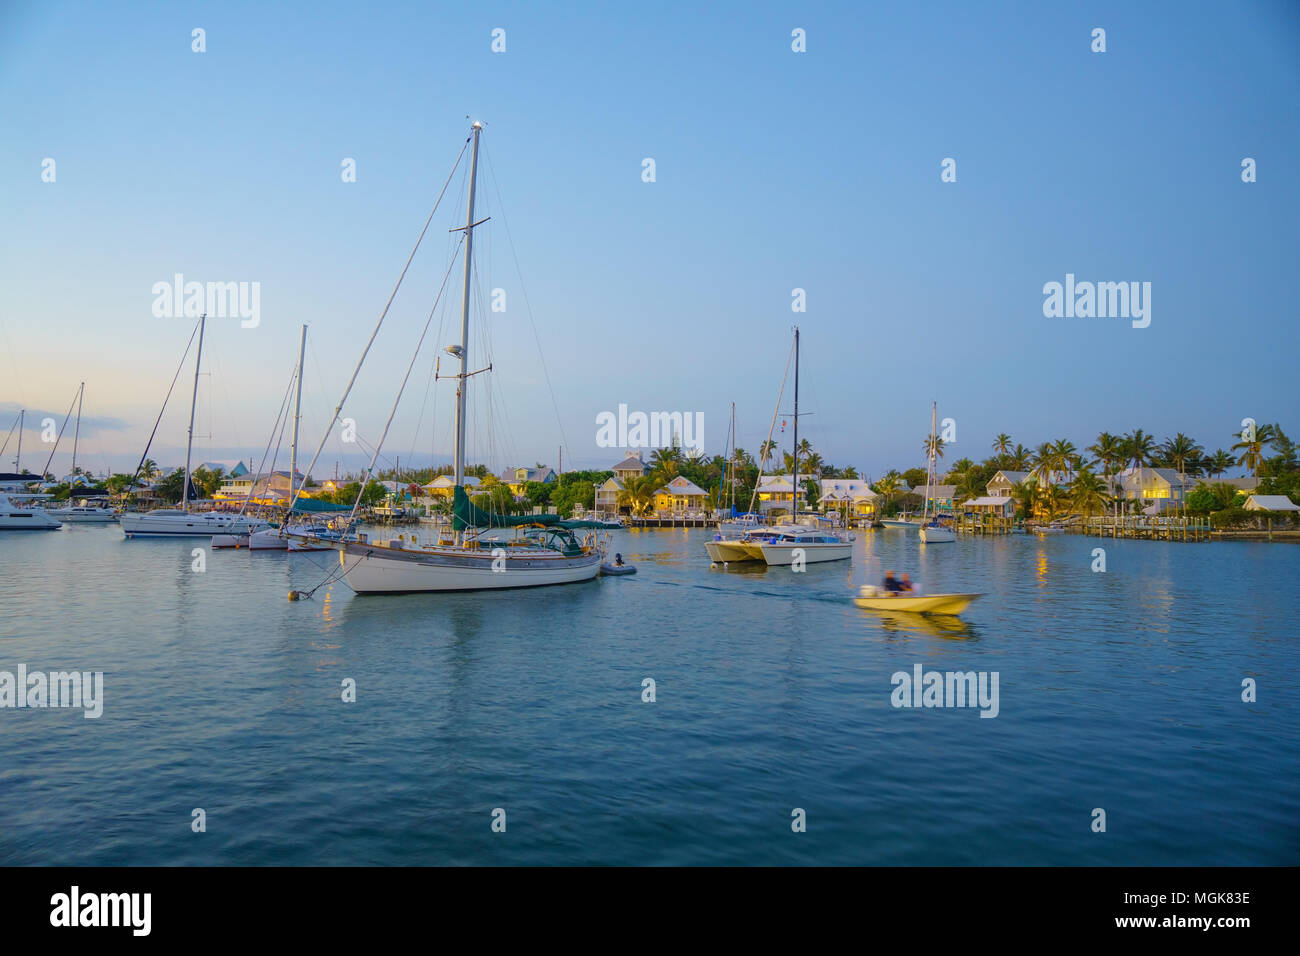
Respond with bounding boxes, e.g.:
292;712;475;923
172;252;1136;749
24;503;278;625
497;466;555;497
422;475;481;500
755;475;807;516
654;475;708;513
818;479;877;518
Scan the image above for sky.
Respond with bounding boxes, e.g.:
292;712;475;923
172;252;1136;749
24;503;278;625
2;0;1298;481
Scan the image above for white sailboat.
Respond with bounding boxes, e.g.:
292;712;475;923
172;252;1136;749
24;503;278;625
41;383;117;522
122;314;270;538
918;401;956;544
294;122;603;593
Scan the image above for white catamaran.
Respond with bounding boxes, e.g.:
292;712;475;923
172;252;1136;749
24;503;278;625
292;122;604;592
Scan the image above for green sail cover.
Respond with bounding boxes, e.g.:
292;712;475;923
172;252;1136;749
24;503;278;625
290;498;352;513
452;485;607;531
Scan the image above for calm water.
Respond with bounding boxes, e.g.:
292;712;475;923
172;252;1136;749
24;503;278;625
1;523;1297;865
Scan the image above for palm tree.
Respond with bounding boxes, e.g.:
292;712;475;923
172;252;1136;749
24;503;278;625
1008;444;1032;470
758;439;778;467
875;472;901;513
923;434;946;462
617;475;659;517
1052;439;1078;481
1068;466;1112;518
1205;449;1235;478
1161;433;1203;476
650;446;681;475
1010;479;1038;522
139;458;158;481
1230;422;1276;477
992;433;1012;458
1032;442;1054;480
1123;429;1157;471
1087;432;1123;480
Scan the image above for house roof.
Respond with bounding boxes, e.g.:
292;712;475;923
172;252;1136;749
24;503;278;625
991;471;1031;484
1244;494;1300;512
500;466;554;484
1218;476;1258;490
963;496;1013;507
611;454;647;473
927;484;957;498
657;476;706;496
424;475;480;489
818;478;875;497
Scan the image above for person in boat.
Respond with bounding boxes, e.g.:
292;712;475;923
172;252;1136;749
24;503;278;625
614;552;625;567
899;573;914;593
883;571;904;593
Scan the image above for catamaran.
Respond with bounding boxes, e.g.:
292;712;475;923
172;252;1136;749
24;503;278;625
289;122;605;592
918;401;955;544
121;314;271;538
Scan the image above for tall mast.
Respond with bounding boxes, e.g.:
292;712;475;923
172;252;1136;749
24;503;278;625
71;382;84;477
729;401;735;512
925;400;937;521
453;121;483;489
183;313;206;513
14;409;22;473
290;324;307;502
792;326;799;517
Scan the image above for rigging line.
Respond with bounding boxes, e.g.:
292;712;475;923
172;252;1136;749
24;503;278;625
236;358;298;517
482;145;572;471
289;136;470;516
0;411;20;459
38;385;82;480
348;236;464;524
747;337;796;515
126;319;201;495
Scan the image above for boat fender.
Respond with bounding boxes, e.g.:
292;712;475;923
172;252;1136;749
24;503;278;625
287;590;307;601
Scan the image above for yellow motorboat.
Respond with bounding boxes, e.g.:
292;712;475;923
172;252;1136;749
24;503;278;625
853;585;981;615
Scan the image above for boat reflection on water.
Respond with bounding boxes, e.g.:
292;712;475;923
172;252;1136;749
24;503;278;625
857;609;979;641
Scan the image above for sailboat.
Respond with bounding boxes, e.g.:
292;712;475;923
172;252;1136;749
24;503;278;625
42;383;117;522
297;122;604;593
918;401;955;543
755;327;852;566
121;314;271;538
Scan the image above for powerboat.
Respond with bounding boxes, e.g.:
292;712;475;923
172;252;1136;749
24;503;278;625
0;494;61;530
757;527;853;565
47;501;117;523
854;585;981;615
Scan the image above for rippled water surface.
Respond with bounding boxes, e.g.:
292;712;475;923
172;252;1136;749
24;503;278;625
1;524;1296;865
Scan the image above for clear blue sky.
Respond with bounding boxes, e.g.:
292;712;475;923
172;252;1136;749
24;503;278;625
2;0;1297;479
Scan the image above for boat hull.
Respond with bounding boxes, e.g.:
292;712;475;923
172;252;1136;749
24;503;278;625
122;512;271;537
918;526;956;543
759;542;853;565
340;541;602;593
705;539;763;563
211;534;249;549
854;593;980;614
248;529;288;550
49;510;117;523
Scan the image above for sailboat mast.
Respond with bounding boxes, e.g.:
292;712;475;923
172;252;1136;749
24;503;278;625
453;121;483;489
925;400;937;521
290;324;307;501
729;401;735;512
792;326;799;517
15;409;22;473
71;382;84;478
183;313;206;513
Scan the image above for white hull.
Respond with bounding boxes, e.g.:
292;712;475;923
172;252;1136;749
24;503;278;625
0;513;61;529
758;542;852;565
211;534;249;549
122;511;271;537
340;541;602;593
918;526;956;543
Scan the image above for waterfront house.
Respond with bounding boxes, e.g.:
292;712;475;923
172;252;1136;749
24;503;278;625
654;475;708;514
1244;494;1300;512
755;474;807;516
925;484;957;512
817;478;877;518
422;475;480;500
499;466;556;497
987;471;1032;498
961;495;1016;517
214;469;305;504
1218;476;1259;495
1118;467;1195;505
595;452;649;515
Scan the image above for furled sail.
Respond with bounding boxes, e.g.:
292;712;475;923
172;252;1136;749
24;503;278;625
452;485;607;530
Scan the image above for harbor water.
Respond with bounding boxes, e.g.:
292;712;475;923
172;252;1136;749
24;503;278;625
1;525;1296;865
